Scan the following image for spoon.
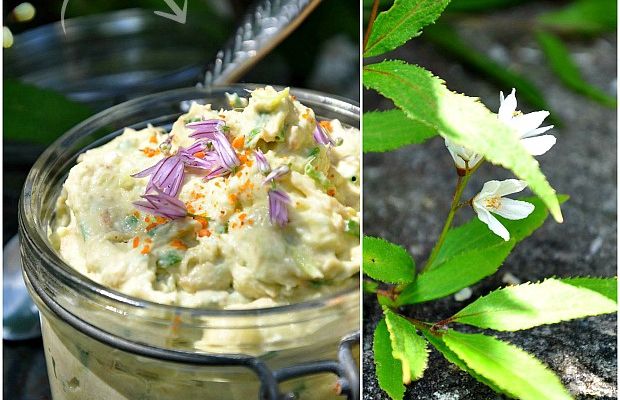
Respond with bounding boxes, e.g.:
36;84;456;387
3;0;322;340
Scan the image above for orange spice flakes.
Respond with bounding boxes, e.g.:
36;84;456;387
319;120;333;132
232;135;245;149
240;179;254;192
193;216;209;229
170;239;187;250
238;213;247;222
194;151;205;159
327;188;336;197
149;133;158;144
228;193;238;205
140;147;160;158
132;210;141;218
198;229;211;237
132;237;140;249
140;245;151;255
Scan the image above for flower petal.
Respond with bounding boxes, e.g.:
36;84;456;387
498;88;517;122
477;180;502;199
495;179;528;197
494;198;535;220
520;135;556;156
509;111;550;137
263;165;290;185
520;124;554;139
474;205;510;241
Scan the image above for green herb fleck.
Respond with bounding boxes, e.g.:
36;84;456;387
184;117;202;124
308;147;320;158
215;223;229;234
124;215;139;230
157;251;183;268
304;163;331;189
345;220;360;237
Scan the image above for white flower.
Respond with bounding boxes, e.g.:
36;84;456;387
499;89;556;156
472;179;535;241
444;138;482;172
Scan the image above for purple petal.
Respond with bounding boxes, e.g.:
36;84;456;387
263;165;290;185
211;131;240;171
177;143;215;170
131;159;163;178
205;165;229;180
313;122;333;146
187;119;225;140
149;156;185;196
254;149;271;174
268;189;291;227
133;155;185;197
133;187;188;219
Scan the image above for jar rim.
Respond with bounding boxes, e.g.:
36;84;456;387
20;84;360;318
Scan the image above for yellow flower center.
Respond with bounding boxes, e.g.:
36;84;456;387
484;196;502;210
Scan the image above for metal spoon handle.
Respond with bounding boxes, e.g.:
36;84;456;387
200;0;322;87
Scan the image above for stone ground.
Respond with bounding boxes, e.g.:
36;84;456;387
363;3;617;400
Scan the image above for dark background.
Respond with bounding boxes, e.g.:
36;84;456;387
3;1;358;398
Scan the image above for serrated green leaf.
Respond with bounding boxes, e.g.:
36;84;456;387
4;79;94;145
384;308;429;384
443;330;573;400
363;61;563;222
422;330;504;394
428;195;568;270
536;31;616;108
363;236;415;284
397;240;515;305
423;25;555;121
363;280;380;293
364;0;450;57
452;278;617;331
374;319;405;400
364;109;437;152
538;0;617;35
560;277;617;302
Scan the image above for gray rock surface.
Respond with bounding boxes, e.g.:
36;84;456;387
363;3;617;399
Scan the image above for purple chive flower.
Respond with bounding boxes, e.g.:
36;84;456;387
268;189;291;227
263;165;290;185
186;119;226;140
254;149;271;174
210;131;240;171
133;142;218;196
187;119;240;176
133;187;188;219
313;121;334;146
132;156;185;196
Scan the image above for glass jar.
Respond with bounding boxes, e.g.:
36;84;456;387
19;86;360;400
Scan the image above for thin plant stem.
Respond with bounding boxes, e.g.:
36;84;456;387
422;161;484;272
363;0;380;52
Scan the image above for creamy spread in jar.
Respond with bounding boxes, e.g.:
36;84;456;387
51;86;360;309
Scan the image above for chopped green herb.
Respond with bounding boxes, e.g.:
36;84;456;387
345;220;360;237
215;223;229;234
308;147;320;158
183;117;202;124
304;163;331;188
123;215;139;230
157;251;183;268
245;128;262;146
